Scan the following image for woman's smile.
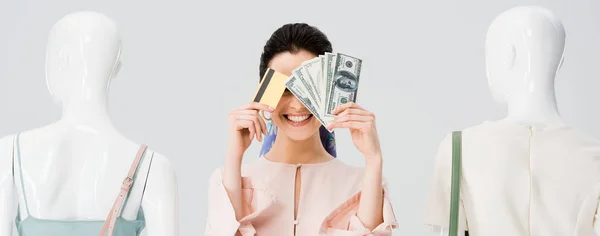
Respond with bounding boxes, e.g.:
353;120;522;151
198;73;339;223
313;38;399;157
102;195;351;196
283;113;314;126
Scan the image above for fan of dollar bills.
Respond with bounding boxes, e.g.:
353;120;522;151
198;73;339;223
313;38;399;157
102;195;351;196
284;52;362;129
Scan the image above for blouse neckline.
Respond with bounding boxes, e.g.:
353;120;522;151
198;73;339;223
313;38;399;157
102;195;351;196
258;155;338;167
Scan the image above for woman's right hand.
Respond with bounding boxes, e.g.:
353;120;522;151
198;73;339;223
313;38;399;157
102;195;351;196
227;102;274;157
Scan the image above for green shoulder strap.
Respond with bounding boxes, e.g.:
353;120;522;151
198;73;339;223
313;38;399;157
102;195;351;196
449;131;462;236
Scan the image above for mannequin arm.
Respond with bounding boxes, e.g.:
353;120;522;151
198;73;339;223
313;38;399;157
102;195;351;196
0;136;15;236
142;154;179;236
424;134;469;235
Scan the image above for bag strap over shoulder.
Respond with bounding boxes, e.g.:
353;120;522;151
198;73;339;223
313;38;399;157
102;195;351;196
98;145;148;236
449;131;462;236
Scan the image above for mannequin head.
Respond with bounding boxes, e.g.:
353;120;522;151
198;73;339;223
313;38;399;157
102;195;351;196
485;6;565;105
259;23;332;141
45;11;122;105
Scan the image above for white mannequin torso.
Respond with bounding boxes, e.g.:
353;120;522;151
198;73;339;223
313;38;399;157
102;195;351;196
5;124;148;219
0;11;178;236
425;5;600;236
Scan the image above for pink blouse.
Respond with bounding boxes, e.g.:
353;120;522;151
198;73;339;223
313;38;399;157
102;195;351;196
204;157;398;235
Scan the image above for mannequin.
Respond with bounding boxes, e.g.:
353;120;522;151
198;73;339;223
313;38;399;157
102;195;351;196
0;11;178;235
424;6;600;236
486;6;565;127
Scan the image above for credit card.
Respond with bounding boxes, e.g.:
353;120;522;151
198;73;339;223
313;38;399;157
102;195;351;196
253;68;288;108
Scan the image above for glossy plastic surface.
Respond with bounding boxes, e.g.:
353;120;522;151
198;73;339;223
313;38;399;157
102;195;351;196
0;11;178;236
485;5;565;126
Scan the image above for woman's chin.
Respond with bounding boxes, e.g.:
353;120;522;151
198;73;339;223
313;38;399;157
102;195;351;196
285;132;317;141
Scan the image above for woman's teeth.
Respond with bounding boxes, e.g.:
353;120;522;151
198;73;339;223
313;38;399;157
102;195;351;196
287;115;310;122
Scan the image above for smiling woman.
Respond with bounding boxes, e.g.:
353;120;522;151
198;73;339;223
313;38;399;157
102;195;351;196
266;50;324;139
204;23;398;236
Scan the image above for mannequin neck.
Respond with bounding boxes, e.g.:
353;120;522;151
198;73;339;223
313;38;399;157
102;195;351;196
503;75;564;126
266;130;331;164
59;91;114;129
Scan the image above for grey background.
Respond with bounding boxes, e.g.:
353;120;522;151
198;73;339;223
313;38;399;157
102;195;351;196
1;0;599;235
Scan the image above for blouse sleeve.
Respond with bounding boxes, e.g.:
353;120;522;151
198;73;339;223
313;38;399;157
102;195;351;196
204;168;275;236
423;134;469;233
319;179;399;235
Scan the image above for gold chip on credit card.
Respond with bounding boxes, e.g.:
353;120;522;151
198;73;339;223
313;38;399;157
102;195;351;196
253;68;288;108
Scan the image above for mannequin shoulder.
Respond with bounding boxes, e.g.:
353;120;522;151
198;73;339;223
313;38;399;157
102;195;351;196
146;150;177;177
138;150;178;208
0;134;14;149
0;135;15;173
143;150;178;194
553;127;600;147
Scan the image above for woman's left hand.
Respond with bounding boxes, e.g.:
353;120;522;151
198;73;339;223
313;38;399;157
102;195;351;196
327;102;382;161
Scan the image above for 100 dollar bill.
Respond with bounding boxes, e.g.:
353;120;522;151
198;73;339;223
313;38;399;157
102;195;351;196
325;53;362;116
301;58;324;103
323;53;337;117
293;67;321;110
